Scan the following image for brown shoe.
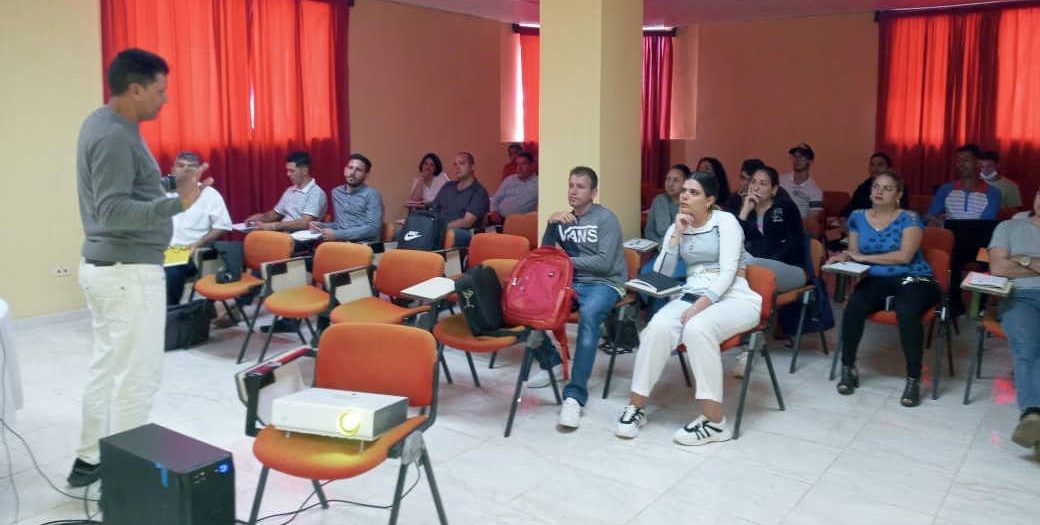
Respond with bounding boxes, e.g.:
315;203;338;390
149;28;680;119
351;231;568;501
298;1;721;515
212;311;240;329
1012;411;1040;449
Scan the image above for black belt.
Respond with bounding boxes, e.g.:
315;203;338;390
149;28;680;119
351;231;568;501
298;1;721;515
85;259;118;267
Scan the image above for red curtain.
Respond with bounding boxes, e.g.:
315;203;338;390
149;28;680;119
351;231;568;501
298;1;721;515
519;34;540;142
100;0;349;219
641;35;673;186
877;3;1040;199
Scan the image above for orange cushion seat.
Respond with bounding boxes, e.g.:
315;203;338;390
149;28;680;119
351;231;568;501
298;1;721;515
193;273;263;301
867;309;937;326
329;297;429;325
264;286;330;318
432;314;521;353
253;416;427;481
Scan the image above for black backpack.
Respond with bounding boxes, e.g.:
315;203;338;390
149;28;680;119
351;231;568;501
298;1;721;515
213;240;244;283
397;208;445;251
165;299;214;351
454;265;512;337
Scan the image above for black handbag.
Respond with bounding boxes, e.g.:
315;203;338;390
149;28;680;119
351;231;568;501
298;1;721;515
164;299;213;351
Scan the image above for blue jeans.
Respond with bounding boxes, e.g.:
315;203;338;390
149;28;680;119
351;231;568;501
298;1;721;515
452;228;473;248
638;258;686;317
536;282;619;406
1000;288;1040;411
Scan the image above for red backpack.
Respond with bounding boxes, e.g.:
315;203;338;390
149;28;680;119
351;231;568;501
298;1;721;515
502;247;575;330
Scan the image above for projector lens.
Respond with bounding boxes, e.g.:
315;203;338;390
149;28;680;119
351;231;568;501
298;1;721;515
337;410;362;436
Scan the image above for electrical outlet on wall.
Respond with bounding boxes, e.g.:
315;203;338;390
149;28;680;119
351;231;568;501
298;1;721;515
53;266;71;277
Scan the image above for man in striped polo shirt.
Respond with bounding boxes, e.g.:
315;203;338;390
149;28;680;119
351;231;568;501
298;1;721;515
927;144;1001;224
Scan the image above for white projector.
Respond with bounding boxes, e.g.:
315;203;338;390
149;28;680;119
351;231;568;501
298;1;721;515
271;388;408;441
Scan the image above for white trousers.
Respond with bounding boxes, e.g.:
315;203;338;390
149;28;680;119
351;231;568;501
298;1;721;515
631;278;761;402
77;261;166;463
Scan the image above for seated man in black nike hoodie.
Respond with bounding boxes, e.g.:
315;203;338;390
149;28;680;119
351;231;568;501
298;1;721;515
528;166;627;429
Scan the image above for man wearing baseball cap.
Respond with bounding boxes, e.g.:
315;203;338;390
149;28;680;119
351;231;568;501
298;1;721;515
779;143;825;231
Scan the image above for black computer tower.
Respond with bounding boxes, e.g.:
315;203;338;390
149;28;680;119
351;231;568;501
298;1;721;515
100;423;235;525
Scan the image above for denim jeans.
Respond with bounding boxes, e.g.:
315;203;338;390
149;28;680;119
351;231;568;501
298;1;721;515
452;228;473;248
1000;288;1040;411
535;282;620;406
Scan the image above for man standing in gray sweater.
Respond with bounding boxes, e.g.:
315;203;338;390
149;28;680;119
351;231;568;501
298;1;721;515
530;166;626;429
70;49;206;487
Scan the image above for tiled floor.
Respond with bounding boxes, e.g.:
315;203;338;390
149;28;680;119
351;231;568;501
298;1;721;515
1;307;1037;524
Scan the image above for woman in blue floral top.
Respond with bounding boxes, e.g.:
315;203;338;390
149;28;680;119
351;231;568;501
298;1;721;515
825;171;939;406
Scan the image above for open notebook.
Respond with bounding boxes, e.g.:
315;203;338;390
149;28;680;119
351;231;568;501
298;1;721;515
961;271;1012;297
626;272;682;297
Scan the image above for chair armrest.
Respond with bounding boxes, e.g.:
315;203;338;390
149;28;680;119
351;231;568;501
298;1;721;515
325;265;375;305
236;346;315;437
261;256;311;292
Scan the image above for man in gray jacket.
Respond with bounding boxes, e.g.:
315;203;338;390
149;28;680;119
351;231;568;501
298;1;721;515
71;49;206;487
530;166;627;429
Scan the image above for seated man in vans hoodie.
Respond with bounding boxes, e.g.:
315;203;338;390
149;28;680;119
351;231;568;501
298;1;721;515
528;166;627;430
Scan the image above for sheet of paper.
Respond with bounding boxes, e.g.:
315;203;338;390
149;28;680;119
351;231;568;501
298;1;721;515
401;276;456;301
822;261;871;275
232;222;256;232
291;230;323;242
624;238;659;252
163;246;192;267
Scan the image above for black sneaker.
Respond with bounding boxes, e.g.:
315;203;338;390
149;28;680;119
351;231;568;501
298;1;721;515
836;366;859;395
67;459;101;488
900;377;921;407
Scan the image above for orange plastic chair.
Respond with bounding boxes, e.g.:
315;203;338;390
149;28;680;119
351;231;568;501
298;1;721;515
784;238;833;373
503;212;539;250
601;265;785;439
466;233;530;268
909;194;932;216
964;305;1006;404
329;249;444;325
431;258;560;437
922;226;954;255
256;243;373;363
193;231;294;363
381;221;395;242
828;248;954;399
247;323;447;525
822;191;851;220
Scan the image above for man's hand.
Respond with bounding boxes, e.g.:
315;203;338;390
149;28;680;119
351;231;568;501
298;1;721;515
548;210;576;224
256;222;278;231
175;162;209;209
320;228;337;241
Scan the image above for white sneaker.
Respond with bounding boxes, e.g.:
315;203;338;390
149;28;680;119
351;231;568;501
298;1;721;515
732;349;749;379
558;397;583;429
673;415;732;446
615;404;647;439
527;364;562;388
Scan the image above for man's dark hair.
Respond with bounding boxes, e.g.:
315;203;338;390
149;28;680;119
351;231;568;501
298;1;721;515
570;166;598;189
175;151;202;166
978;150;1000;163
516;151;535;163
459;152;475;164
870;152;893;167
107;48;169;96
740;158;766;176
419;152;442;174
286;151;311;167
955;143;982;157
348;153;372;172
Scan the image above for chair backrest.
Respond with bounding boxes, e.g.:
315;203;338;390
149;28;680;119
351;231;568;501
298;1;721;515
922;226;954;255
315;323;437;408
312;242;373;287
822;191;851;218
745;265;777;324
624;248;640;279
924;248;951;294
503;212;539;249
808;238;825;277
481;258;519;286
244;231;294;271
909;194;932;215
381;221;395;242
997;207;1021;220
468;233;530;267
373;249;445;297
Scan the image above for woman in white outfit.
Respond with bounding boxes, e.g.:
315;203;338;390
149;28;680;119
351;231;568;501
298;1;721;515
616;171;762;445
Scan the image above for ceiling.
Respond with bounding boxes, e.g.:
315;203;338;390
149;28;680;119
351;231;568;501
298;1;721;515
387;0;1012;26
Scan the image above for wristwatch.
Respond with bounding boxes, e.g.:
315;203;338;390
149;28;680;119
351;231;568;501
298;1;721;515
1018;255;1032;267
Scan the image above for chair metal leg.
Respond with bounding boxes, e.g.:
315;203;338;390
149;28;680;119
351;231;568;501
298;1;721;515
387;461;410;525
256;315;279;364
601;350;618;399
304;317;317;340
421;449;449;525
788;298;810;373
312;480;329;509
295;323;308;345
547;362;562;405
819;329;830;356
964;326;986;405
505;347;535;437
676;351;693;388
437;343;453;384
946;321;955;377
733;334;758;440
932;323;944;400
247;466;269;525
926;317;935;350
762;346;786;410
488;351;498;369
465;351;481;387
237;298;264;364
